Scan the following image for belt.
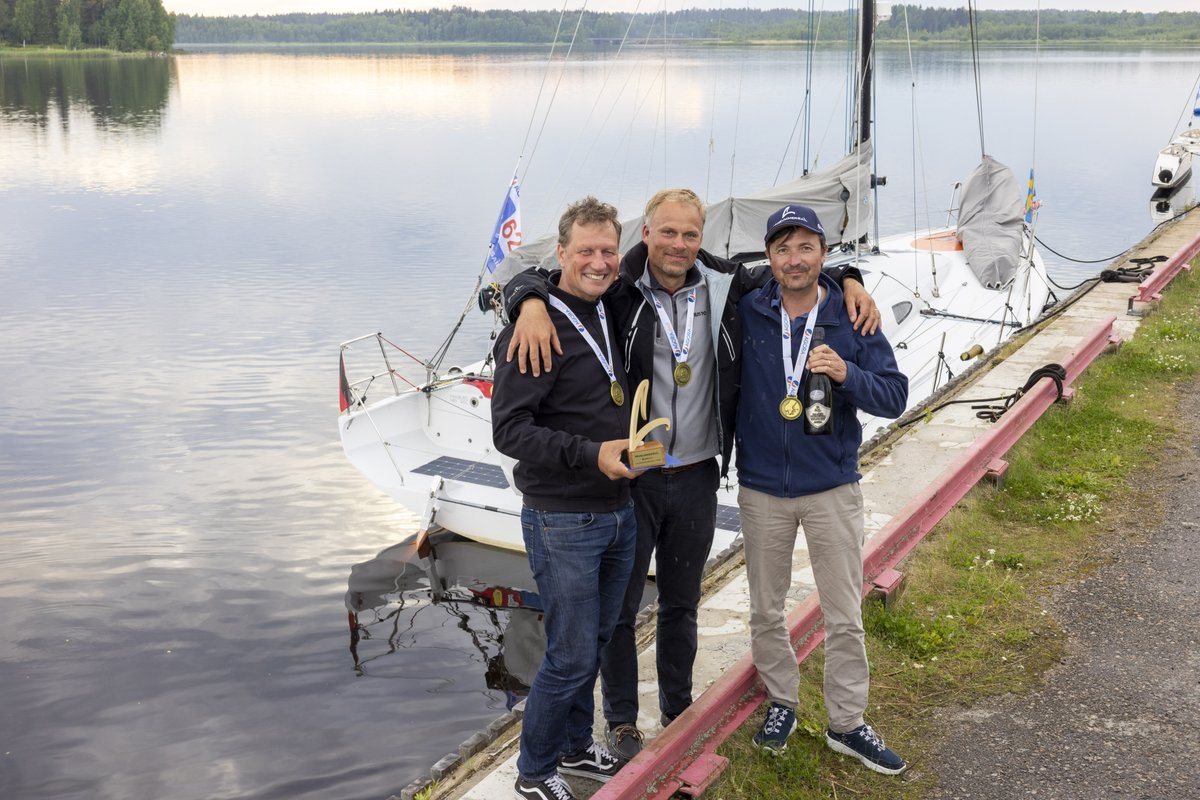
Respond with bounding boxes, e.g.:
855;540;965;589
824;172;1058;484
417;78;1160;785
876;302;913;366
658;458;713;476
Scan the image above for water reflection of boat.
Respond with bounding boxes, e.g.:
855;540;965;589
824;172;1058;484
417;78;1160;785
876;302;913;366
345;532;547;704
1150;178;1197;225
345;531;655;708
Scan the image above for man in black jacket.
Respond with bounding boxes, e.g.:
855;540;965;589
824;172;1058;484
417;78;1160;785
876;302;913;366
493;197;639;800
501;189;880;760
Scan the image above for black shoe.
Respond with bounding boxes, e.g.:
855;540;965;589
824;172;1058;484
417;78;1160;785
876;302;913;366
605;722;644;761
558;741;621;783
825;724;907;775
514;771;576;800
659;712;677;728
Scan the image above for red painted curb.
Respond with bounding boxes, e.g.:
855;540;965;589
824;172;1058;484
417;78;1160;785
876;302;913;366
1132;222;1200;306
595;315;1120;799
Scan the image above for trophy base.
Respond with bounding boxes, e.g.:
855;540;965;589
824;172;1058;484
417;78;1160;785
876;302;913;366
629;441;666;469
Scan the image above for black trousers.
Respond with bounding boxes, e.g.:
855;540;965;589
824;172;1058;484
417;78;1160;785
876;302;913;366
600;457;719;725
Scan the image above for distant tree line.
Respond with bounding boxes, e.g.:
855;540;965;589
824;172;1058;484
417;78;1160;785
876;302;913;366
0;0;174;51
173;6;1200;46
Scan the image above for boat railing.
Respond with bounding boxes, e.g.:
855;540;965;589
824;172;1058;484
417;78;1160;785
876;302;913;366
340;332;434;407
944;181;964;228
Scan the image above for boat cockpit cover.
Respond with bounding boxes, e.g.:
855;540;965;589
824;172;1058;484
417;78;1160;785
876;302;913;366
957;155;1024;289
494;142;873;285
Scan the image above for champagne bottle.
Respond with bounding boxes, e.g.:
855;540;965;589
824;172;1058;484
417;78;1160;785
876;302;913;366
804;327;833;436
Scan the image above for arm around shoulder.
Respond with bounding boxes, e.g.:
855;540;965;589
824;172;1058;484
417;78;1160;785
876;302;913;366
501;266;552;320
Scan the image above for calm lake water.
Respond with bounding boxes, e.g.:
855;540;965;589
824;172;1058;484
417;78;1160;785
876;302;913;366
1;44;1198;799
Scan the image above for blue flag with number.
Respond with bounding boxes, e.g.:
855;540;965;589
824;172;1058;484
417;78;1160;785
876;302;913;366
486;175;522;273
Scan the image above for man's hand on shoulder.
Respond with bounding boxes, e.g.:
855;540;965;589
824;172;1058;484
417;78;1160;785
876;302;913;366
842;277;881;336
505;298;561;376
598;439;636;481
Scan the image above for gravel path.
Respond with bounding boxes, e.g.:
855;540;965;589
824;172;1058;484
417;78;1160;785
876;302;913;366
925;377;1200;799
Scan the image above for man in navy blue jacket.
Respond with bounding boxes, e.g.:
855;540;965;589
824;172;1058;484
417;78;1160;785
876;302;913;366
735;204;910;775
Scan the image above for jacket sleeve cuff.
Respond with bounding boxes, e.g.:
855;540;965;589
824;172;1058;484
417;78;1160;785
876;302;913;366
581;440;603;473
824;263;864;285
502;268;551;319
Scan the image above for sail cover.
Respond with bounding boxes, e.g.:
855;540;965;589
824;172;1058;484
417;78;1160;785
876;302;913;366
494;142;873;284
703;143;873;258
956;155;1026;289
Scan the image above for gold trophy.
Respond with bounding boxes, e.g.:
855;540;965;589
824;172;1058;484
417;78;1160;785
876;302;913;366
627;379;671;469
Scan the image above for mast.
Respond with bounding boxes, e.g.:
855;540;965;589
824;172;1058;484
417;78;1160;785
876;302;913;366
857;0;873;148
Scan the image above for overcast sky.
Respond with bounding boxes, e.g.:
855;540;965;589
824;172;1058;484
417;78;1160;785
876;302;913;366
162;2;1200;17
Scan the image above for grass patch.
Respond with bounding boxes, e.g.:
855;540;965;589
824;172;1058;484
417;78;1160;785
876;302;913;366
711;264;1200;798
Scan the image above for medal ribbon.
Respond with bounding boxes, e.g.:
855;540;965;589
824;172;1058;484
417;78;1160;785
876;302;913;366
780;285;823;399
650;287;696;369
548;295;617;386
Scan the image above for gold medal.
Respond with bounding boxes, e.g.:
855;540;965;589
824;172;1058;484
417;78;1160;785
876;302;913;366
610;381;625;406
779;396;802;421
673;362;692;386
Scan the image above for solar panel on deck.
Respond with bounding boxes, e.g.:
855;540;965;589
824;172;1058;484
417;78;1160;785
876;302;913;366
412;456;510;489
715;504;740;532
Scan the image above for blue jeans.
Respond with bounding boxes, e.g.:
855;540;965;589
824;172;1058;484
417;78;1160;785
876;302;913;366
601;459;718;726
517;502;636;781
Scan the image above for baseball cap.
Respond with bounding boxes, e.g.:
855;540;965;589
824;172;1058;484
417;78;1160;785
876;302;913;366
764;204;825;245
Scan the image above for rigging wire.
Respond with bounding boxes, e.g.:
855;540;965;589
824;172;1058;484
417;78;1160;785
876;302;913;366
1030;2;1040;181
803;2;819;175
704;5;728;201
844;1;856;154
430;2;582;372
523;3;589;182
901;5;938;293
551;2;646;211
651;0;670;197
517;3;572;180
725;4;748;202
1169;69;1200;136
967;1;987;157
775;0;816;184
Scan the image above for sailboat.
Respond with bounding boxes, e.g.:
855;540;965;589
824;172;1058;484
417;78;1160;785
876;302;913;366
337;0;1054;556
1152;83;1200;189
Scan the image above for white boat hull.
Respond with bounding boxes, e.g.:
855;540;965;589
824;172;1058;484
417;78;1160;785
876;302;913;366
1153;142;1193;189
339;226;1052;559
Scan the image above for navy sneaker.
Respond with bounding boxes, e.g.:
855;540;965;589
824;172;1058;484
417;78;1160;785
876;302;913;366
605;722;644;761
751;702;797;754
825;724;908;775
514;771;576;800
558;741;621;783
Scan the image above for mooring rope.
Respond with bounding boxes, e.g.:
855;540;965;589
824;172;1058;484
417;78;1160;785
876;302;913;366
896;363;1067;427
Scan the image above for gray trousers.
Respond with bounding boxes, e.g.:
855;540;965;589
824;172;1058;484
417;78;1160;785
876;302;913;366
738;482;869;733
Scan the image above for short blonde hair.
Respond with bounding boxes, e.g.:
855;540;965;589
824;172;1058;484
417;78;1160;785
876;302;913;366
644;188;706;228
